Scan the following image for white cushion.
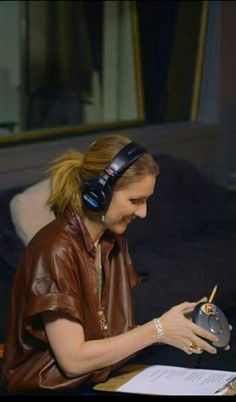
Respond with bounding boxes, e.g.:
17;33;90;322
10;179;55;245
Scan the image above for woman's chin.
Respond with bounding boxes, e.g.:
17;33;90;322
112;222;130;234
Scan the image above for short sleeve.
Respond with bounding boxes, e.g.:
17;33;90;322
22;246;84;341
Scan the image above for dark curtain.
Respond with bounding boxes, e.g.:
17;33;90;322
136;1;179;124
26;0;104;129
46;0;93;98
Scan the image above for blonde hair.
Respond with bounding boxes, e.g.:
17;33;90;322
47;134;159;216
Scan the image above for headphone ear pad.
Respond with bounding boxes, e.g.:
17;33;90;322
82;177;112;212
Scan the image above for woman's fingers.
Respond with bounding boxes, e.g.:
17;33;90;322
177;298;207;315
196;296;208;304
159;301;231;356
176;302;199;315
191;321;218;342
191;335;217;354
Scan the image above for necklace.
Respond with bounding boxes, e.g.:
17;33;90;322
96;244;108;331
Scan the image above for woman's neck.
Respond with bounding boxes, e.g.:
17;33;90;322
83;216;105;247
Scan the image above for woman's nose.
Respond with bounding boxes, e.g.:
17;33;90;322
135;203;147;219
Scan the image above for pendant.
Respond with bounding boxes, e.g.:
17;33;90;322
98;308;108;331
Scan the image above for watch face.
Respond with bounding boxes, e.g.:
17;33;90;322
193;302;231;348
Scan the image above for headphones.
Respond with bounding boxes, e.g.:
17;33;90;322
82;141;147;212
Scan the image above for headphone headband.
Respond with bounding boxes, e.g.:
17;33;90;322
104;142;147;179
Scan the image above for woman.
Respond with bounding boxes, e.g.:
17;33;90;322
1;134;221;394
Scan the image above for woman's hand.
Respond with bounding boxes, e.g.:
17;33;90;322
158;301;219;355
224;325;233;351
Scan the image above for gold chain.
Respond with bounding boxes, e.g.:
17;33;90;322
97;244;108;331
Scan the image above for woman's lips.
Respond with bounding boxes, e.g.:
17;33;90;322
121;216;134;225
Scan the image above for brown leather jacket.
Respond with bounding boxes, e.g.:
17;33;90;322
1;207;140;393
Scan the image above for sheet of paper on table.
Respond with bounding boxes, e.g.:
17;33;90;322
94;364;236;396
117;365;236;396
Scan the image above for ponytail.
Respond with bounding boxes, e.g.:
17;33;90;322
47;151;84;216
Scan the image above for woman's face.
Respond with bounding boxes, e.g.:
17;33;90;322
104;174;156;234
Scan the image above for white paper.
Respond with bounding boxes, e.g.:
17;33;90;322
117;365;236;395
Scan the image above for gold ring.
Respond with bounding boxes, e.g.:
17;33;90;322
190;342;199;350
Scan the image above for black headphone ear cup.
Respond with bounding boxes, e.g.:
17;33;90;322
81;142;146;212
82;177;112;212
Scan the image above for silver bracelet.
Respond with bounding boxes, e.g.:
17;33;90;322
153;318;164;342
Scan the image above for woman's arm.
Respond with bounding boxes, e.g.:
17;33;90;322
43;311;156;377
43;300;220;378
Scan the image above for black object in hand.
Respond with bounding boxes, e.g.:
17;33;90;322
193;302;231;348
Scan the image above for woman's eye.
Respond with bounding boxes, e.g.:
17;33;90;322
130;199;144;205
